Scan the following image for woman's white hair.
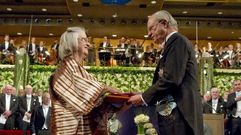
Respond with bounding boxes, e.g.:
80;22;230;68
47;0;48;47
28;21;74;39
58;27;85;60
152;10;178;30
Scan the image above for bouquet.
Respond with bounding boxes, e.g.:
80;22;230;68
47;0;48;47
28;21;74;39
134;114;157;135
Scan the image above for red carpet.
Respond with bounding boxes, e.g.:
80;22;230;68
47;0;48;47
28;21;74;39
0;130;30;135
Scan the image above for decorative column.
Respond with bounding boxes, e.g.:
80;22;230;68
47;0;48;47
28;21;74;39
14;48;30;96
199;57;214;95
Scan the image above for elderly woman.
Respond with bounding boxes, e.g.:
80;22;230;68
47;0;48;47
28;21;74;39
50;27;121;135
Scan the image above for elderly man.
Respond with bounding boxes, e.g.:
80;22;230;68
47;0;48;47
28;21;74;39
30;92;51;135
128;10;203;135
203;87;226;114
0;85;18;129
19;85;39;135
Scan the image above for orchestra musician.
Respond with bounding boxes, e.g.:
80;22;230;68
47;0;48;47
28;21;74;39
27;37;39;64
0;34;15;64
98;36;112;66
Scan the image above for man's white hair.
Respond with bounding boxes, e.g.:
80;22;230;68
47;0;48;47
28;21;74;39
58;27;85;60
152;10;178;30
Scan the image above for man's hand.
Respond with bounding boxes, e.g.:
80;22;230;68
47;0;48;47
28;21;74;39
128;94;144;106
3;111;12;119
25;112;31;119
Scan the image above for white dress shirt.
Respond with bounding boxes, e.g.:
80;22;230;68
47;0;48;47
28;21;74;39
26;94;32;112
5;94;11;111
38;96;42;105
42;105;49;129
40;46;43;52
212;99;218;113
103;42;107;48
4;41;9;50
32;43;36;54
234;92;241;118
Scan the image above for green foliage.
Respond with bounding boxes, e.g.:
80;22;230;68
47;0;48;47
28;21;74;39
213;73;240;95
0;65;240;95
0;70;14;90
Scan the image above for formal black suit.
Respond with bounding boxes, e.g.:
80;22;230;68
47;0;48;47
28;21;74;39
36;46;48;58
142;33;203;135
98;42;112;51
19;95;39;116
27;43;39;64
226;92;241;135
0;94;18;129
0;42;14;52
98;42;112;66
0;42;15;63
30;106;51;135
19;95;39;135
203;97;226;114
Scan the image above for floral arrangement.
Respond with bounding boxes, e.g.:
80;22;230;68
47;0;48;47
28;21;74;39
134;114;157;135
108;114;122;135
0;65;240;95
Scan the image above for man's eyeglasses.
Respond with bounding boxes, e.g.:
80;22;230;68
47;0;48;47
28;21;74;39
148;20;166;32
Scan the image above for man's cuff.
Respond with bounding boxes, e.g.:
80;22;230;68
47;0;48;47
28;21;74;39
140;95;148;106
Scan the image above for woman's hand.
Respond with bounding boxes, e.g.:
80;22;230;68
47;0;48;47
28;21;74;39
104;85;122;95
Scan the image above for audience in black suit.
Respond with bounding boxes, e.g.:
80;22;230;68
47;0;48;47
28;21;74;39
18;85;40;135
226;79;241;135
0;85;18;130
30;92;51;135
203;87;226;114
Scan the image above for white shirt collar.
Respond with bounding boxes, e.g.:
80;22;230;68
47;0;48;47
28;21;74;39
212;98;218;103
26;94;32;98
5;94;11;96
42;104;50;109
164;31;177;44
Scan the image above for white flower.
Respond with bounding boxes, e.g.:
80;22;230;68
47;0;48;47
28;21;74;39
18;60;23;65
143;123;153;129
145;128;157;135
134;114;150;124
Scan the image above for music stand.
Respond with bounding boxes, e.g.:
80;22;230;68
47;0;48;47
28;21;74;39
98;50;111;66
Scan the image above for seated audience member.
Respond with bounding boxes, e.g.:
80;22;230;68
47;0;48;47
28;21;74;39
30;92;51;135
203;87;226;114
0;85;18;129
226;79;241;135
19;85;40;135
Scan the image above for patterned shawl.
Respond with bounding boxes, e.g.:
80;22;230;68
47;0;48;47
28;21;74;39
49;56;114;135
